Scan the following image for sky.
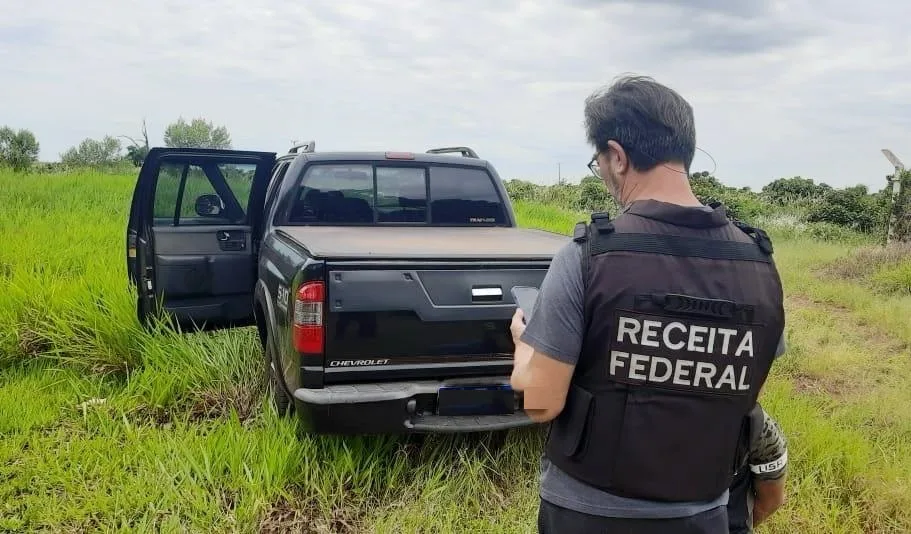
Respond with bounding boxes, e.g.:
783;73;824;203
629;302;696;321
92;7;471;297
1;0;910;190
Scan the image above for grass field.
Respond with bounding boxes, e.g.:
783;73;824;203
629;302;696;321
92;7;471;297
1;170;910;533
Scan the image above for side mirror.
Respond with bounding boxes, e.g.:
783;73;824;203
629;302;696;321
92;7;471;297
195;194;224;217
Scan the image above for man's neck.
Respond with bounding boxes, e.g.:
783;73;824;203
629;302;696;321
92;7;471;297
625;167;702;207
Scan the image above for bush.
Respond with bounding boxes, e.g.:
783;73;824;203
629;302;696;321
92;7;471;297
689;172;770;221
822;242;911;294
761;176;830;205
807;187;886;234
61;136;124;168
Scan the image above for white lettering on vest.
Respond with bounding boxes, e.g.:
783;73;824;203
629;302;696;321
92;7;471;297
734;331;755;357
617;318;641;344
610;350;628;376
641;320;661;348
716;365;738;390
663;322;686;350
718;328;737;355
693;362;716;388
614;316;755;357
648;356;673;382
629;353;649;380
609;315;757;393
608;352;749;393
688;325;708;353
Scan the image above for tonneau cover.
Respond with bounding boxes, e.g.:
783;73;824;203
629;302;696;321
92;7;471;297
275;226;570;260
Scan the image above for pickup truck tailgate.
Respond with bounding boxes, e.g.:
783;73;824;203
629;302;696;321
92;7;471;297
279;226;571;381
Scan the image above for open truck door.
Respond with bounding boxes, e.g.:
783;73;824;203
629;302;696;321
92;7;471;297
127;147;277;330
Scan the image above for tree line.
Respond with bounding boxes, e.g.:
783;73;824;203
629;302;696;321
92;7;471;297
505;171;911;242
0;117;232;172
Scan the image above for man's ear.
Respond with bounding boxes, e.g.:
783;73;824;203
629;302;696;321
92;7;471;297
606;140;628;174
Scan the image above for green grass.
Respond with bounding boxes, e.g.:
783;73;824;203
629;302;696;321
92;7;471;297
2;169;911;532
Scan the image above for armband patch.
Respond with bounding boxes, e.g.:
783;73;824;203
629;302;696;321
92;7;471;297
750;451;787;475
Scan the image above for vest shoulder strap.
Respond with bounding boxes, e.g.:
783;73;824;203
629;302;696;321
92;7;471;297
731;219;774;255
590;230;773;263
574;211;615;292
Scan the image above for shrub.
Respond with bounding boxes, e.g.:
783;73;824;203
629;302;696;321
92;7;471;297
761;176;830;205
60;136;124;168
807;187;886;234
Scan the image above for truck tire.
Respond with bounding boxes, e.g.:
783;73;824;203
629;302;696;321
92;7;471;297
264;338;293;415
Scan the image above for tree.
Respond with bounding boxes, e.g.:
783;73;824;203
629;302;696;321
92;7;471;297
60;136;123;167
0;126;40;172
125;145;149;167
120;118;151;167
579;174;612;212
163;117;231;149
761;176;829;205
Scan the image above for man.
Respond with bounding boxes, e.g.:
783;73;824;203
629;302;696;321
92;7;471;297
509;75;787;533
728;404;788;533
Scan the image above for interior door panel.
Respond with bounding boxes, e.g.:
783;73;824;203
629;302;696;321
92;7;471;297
127;147;276;330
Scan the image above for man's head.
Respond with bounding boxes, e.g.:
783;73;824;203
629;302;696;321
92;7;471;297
584;75;698;207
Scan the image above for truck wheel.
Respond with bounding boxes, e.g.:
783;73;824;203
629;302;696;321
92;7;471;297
264;338;293;415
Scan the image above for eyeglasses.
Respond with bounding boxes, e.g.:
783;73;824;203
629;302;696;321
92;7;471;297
587;154;601;178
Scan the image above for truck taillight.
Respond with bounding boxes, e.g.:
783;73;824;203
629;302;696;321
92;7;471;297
293;281;324;354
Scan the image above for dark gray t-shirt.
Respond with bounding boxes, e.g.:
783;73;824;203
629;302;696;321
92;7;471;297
520;240;787;519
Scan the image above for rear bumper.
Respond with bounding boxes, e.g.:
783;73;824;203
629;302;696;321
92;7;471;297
291;377;534;434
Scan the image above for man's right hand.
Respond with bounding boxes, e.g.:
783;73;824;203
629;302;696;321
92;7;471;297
510;308;526;346
752;477;786;527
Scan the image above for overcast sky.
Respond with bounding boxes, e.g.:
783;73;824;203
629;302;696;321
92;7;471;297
2;0;909;189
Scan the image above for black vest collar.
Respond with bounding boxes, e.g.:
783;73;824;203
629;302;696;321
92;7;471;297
623;200;729;228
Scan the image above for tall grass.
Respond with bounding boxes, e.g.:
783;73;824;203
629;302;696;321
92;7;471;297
2;169;911;532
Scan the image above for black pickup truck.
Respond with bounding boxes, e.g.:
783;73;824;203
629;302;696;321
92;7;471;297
126;142;569;434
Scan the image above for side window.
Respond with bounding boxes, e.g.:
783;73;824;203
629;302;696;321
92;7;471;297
264;161;290;216
428;166;507;225
218;163;256;213
376;167;427;222
152;161;255;226
290;164;374;223
152;162;184;223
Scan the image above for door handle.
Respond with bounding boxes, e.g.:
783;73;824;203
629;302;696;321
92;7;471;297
471;286;503;302
216;230;243;242
216;230;245;251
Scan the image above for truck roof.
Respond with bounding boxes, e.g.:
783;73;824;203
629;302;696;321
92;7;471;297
275;226;570;261
289;151;492;168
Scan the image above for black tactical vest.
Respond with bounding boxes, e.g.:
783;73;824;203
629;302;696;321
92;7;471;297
544;200;785;503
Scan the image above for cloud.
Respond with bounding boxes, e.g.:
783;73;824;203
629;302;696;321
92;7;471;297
0;0;909;190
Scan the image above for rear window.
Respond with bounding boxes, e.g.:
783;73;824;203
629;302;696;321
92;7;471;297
288;163;507;225
428;166;506;225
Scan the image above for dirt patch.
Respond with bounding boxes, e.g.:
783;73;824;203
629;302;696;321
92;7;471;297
127;384;262;427
16;327;50;358
792;372;851;397
782;293;909;400
259;496;362;534
186;384;260;422
785;294;908;352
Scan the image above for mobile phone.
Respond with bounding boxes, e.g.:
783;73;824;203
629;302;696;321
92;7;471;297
510;286;540;324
